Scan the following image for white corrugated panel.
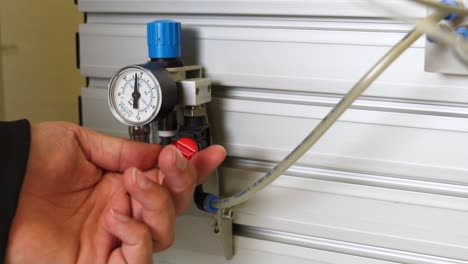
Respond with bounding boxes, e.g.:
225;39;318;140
78;1;468;263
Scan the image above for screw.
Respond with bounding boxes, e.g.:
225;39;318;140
212;224;220;234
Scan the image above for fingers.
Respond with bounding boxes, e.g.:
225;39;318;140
123;168;176;252
70;124;162;172
190;145;227;184
157;145;226;214
106;208;153;264
158;146;198;214
106;144;225;262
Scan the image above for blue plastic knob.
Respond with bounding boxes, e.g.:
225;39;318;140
456;26;468;39
147;20;181;59
440;0;459;21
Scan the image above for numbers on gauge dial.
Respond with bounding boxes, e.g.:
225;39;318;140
112;68;159;123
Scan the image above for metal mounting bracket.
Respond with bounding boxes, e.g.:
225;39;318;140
213;208;234;260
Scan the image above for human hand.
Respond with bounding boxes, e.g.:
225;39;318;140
5;122;226;264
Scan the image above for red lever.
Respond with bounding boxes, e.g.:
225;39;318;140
173;137;199;160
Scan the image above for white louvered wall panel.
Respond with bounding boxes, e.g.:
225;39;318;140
78;1;468;263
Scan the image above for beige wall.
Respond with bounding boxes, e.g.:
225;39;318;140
0;1;85;124
0;27;4;120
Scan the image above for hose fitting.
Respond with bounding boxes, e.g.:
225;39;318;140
204;194;220;213
455;25;468;38
440;0;461;21
194;185;219;213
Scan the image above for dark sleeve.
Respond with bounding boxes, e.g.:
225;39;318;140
0;120;31;262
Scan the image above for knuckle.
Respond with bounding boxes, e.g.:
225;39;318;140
64;128;76;139
173;168;197;194
160;189;173;208
137;225;152;243
150;187;173;211
156;232;175;252
176;176;194;193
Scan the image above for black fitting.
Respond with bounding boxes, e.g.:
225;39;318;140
194;185;218;213
158;111;177;146
178;116;210;150
150;58;184;68
159;137;173;147
177;115;214;212
158;111;178;130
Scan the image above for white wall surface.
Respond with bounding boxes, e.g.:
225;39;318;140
78;1;468;263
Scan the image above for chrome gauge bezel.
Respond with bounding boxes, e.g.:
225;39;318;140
108;65;163;126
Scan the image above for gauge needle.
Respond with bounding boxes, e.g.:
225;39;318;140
132;73;140;109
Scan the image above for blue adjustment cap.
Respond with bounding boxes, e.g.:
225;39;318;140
147;20;181;59
440;0;459;21
456;26;468;39
204;195;220;214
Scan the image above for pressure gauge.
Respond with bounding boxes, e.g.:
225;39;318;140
108;63;178;126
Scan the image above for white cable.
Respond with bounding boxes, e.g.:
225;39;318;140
411;0;468;14
366;0;468;64
210;12;447;210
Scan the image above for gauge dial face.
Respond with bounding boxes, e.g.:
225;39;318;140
108;66;162;126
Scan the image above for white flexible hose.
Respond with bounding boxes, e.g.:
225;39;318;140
210;12;447;210
412;0;468;14
410;0;468;64
366;0;468;64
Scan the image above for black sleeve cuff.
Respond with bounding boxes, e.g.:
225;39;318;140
0;120;31;262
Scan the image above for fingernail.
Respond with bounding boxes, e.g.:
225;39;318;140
111;208;130;222
173;146;188;170
132;168;153;190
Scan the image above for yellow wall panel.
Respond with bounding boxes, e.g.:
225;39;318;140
0;0;85;123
